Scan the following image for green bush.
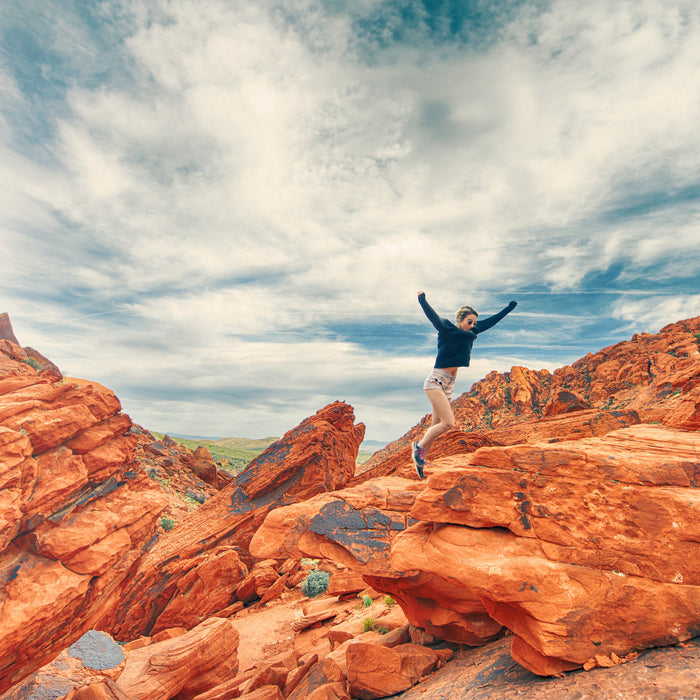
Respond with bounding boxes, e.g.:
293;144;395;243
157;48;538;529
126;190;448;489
301;569;330;598
362;617;376;633
383;595;395;608
362;594;373;607
160;516;176;531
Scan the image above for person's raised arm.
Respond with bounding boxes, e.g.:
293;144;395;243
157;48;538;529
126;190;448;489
418;291;444;332
474;300;517;334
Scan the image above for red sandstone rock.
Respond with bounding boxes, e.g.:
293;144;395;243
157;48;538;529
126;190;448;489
259;571;290;605
239;686;284;699
543;389;591;416
326;570;367;597
364;314;700;472
485;407;640;446
0;469;167;691
0;335;170;693
306;683;350;699
238;401;364;501
285;658;345;700
150;627;187;643
238;654;294;696
190;446;218;484
64;680;134;700
250;477;424;573
191;669;255;699
0;628;132;699
389;426;700;674
116;616;239;700
129;428;223;525
0;314;20;345
0;315;60;378
394;636;700;699
22;347;62;379
4;310;700;696
236;560;280;604
278;653;315;696
346;642;440;698
104;402;364;640
252;423;700;676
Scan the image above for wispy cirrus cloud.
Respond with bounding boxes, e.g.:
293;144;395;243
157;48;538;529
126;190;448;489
1;0;699;440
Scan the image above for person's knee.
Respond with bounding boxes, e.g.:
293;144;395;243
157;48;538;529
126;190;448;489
442;415;456;431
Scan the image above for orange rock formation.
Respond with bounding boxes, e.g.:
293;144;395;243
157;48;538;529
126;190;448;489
1;312;700;696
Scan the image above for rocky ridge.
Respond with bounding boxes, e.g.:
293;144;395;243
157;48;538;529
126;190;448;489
361;316;700;478
0;312;699;698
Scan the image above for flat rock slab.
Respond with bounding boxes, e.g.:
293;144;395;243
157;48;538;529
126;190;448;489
395;636;700;699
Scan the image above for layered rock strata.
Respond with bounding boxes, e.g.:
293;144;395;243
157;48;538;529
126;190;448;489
102;400;365;639
252;424;700;676
364;316;700;472
0;341;167;692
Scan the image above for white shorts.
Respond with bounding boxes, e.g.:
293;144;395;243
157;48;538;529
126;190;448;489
423;368;456;402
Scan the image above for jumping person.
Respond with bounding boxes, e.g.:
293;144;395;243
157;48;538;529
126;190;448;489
412;291;517;478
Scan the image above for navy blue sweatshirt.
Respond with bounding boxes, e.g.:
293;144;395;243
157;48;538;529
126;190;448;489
419;293;517;368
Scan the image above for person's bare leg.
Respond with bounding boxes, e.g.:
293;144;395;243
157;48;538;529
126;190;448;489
419;389;455;454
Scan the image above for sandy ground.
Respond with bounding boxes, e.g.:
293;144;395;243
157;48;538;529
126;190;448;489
227;599;304;671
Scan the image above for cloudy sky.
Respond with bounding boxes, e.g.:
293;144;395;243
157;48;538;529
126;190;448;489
2;0;700;442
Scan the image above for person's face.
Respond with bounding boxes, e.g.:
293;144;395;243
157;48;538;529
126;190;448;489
458;314;477;331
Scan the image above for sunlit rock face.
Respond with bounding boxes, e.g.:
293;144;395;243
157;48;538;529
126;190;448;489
2;309;699;691
254;424;700;676
0;329;167;693
103;400;365;640
252;315;700;677
0;313;366;692
360;315;700;479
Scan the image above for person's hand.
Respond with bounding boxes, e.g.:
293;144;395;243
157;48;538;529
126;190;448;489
508;300;517;309
418;291;425;297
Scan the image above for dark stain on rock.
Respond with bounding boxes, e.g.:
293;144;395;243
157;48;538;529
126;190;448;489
518;499;532;530
309;501;394;564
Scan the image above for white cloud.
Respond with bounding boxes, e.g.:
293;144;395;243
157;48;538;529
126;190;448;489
611;294;700;333
2;0;700;440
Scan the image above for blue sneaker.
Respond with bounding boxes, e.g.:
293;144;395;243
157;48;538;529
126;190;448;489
412;441;426;479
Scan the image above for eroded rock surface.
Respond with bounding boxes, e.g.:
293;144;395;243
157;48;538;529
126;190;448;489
3;311;700;697
363;315;700;474
103;400;365;640
255;425;700;676
0;338;167;692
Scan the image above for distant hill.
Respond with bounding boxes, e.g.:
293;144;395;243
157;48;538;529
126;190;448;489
152;432;381;470
360;439;387;451
150;432;277;473
211;436;279;451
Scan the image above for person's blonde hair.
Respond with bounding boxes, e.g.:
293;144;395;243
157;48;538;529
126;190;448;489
456;305;478;323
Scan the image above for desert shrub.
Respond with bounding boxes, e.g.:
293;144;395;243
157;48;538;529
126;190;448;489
184;489;206;505
301;569;330;598
362;617;376;633
383;595;395;608
362;594;373;607
23;357;41;370
375;625;389;634
160;516;176;531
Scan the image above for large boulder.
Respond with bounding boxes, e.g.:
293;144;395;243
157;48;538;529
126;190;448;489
0;334;167;693
253;424;700;676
